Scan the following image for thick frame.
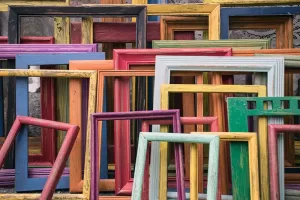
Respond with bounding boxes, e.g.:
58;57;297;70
152;56;283;200
131;132;219;200
15;53;103;192
8;5;147;48
69;60;113;193
89;110;181;199
0;0;69;11
160;84;266;200
0;44;97;170
227;97;300;200
0;69;96;200
0;116;79;199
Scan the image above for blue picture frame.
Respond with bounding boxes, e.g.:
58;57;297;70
15;53;104;192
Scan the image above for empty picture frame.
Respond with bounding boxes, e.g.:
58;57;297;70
227;97;300;200
8;5;147;48
89;110;182;200
69;60;114;193
131;132;219;200
0;69;96;199
159;84;266;200
152;56;283;200
0;116;79;199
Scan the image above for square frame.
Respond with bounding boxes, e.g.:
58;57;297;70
0;68;97;200
152;56;283;200
160;84;266;200
131;132;220;200
15;53;103;192
227;97;300;200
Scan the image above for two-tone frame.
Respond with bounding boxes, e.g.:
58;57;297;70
152;56;283;200
131;132;220;200
0;69;96;199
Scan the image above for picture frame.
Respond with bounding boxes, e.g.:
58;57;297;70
68;60;115;193
15;53;103;192
0;36;54;44
160;84;266;200
152;55;283;200
0;68;97;200
0;116;79;199
0;44;98;170
89;110;182;200
227;96;300;200
131;132;219;200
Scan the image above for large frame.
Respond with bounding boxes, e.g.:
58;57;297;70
0;116;79;199
69;60;113;193
160;84;266;200
89;110;181;199
227;97;300;200
152;55;283;200
0;69;96;200
131;132;219;200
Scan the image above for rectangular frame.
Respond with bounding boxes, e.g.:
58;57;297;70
131;132;220;200
0;68;97;200
160;84;266;200
152;55;283;200
227;97;300;200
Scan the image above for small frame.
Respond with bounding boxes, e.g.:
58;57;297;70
89;110;181;200
227;97;300;200
152;55;284;200
8;5;147;48
0;116;79;199
0;0;69;11
0;68;96;199
131;132;219;200
159;84;266;200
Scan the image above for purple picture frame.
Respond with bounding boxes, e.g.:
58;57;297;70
90;110;184;200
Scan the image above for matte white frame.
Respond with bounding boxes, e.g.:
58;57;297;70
150;56;285;199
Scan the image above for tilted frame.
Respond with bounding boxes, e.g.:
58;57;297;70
160;84;266;200
152;55;283;200
131;132;220;200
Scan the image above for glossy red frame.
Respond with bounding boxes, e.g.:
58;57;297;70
115;116;219;199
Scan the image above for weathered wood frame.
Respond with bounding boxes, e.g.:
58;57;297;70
0;69;96;200
90;110;181;199
131;132;220;200
153;55;283;200
69;60;113;193
160;84;266;200
227;97;300;200
0;0;69;11
0;116;79;199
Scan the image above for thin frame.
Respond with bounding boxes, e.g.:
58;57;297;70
152;56;283;200
131;132;220;200
160;84;266;200
0;69;97;200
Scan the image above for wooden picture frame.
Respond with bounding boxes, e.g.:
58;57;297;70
0;36;54;44
227;97;300;200
0;68;97;200
89;110;181;199
131;132;219;200
0;116;79;199
160;84;266;200
152;55;283;200
69;60;113;193
0;0;69;11
15;53;103;192
0;44;97;170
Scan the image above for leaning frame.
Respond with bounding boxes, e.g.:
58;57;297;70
160;84;266;200
152;56;283;200
0;69;97;200
131;132;220;200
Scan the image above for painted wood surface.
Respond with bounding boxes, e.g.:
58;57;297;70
68;61;113;193
152;55;283;200
90;110;181;200
0;36;54;44
131;132;219;200
204;0;300;5
0;0;69;11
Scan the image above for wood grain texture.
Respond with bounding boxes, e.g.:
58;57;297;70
153;55;283;200
0;0;69;11
132;132;219;200
69;61;113;193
